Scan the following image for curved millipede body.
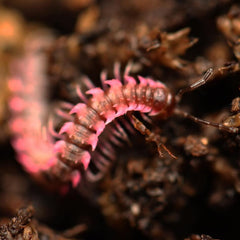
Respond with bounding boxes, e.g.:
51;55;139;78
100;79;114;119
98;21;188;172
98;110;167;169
9;37;239;188
8;38;176;187
54;68;175;182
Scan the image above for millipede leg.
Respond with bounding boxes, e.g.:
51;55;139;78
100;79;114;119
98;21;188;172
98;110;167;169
59;101;74;109
114;62;121;80
82;75;95;89
92;155;109;172
47;117;64;139
86;169;105;182
140;112;153;124
98;142;115;160
119;117;135;134
113;121;131;145
96;153;111;166
55;108;73;121
109;133;124;146
76;85;88;103
100;70;108;90
124;61;133;82
100;141;115;155
54;102;75;121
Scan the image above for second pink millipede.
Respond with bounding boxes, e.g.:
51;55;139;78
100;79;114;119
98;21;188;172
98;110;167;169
8;38;240;189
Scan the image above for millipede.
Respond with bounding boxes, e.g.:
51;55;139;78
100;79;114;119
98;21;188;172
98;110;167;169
8;34;240;189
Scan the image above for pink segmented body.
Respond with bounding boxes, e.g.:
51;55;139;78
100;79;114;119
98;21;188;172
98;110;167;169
55;74;175;182
8;36;175;187
8;34;55;170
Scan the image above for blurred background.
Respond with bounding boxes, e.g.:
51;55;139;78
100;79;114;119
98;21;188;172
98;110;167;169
0;1;240;239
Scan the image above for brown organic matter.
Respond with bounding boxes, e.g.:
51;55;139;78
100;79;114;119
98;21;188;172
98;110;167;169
1;1;240;240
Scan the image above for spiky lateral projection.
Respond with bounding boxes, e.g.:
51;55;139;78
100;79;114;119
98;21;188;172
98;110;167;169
9;41;175;187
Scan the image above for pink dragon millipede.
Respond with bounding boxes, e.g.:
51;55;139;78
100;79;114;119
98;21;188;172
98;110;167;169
8;33;240;190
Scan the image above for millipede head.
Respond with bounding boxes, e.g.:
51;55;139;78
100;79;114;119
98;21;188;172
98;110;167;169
150;87;175;117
